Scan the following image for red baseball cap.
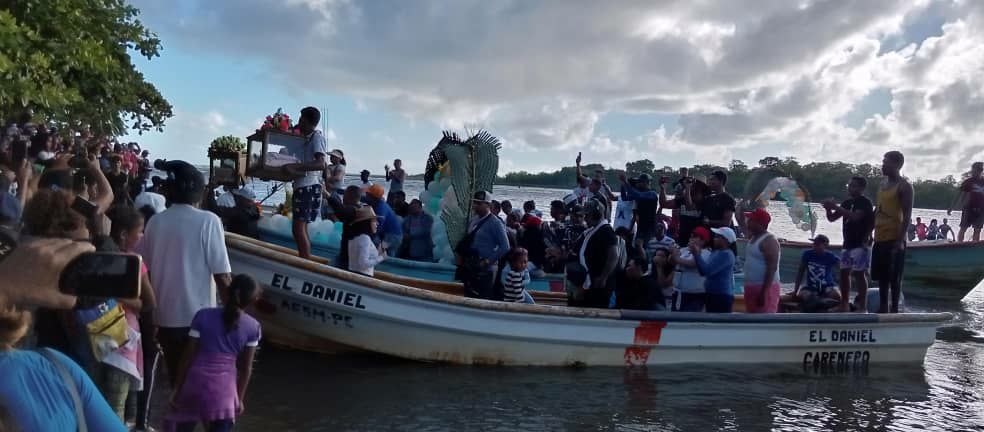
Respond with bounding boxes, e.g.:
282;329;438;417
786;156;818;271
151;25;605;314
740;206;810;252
522;215;542;229
745;208;772;227
691;226;712;242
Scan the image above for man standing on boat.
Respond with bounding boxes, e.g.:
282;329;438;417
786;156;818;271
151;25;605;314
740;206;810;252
701;170;736;229
822;176;875;312
619;172;660;246
385;159;406;201
281;107;328;259
457;191;510;300
325;185;365;270
949;161;984;242
571;199;619;308
741;208;781;313
872;151;914;313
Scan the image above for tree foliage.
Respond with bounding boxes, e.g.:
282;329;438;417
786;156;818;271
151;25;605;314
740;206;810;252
0;0;172;135
496;157;966;210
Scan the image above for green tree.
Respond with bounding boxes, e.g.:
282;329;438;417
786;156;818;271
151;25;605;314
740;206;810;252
0;0;172;135
625;159;655;177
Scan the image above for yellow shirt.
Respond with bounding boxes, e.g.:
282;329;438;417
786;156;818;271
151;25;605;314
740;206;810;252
874;183;902;242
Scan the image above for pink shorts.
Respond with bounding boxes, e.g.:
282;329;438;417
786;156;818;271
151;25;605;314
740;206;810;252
744;282;781;313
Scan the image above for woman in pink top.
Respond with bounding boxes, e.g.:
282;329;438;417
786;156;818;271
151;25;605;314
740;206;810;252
166;274;262;432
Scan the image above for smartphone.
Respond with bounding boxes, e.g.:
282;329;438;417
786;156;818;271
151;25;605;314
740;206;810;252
71;195;98;219
59;252;141;299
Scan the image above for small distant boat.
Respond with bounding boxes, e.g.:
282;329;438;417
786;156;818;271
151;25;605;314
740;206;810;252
228;233;950;367
739;239;984;300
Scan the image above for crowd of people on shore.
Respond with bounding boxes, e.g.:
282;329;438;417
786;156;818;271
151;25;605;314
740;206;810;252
0;117;262;430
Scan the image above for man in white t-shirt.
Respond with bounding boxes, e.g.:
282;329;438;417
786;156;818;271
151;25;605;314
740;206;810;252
138;160;232;386
281;106;329;259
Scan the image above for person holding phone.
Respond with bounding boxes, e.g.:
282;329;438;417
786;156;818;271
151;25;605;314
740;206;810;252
0;237;130;431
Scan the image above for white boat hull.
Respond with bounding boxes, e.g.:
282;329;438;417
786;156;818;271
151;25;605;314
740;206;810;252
228;235;949;367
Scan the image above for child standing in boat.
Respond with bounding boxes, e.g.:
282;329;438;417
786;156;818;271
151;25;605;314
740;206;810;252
501;247;535;304
166;275;262;432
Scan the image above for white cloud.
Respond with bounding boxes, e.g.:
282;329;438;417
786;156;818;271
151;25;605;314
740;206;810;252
130;0;984;179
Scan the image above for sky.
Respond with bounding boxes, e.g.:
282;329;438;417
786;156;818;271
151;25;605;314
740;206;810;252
123;0;984;179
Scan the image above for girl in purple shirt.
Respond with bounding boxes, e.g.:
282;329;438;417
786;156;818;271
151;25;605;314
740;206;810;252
166;275;262;432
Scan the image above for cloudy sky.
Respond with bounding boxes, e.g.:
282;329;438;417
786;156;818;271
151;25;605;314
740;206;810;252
125;0;984;179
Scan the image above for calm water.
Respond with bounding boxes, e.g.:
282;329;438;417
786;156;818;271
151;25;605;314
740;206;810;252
217;177;982;431
226;287;983;431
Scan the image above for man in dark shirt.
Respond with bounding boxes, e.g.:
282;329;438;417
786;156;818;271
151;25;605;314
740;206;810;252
619;173;660;244
949;161;984;242
587;178;611;219
822;176;875;312
325;185;364;269
569;199;618;308
614;257;663;310
701;170;736;229
660;175;704;247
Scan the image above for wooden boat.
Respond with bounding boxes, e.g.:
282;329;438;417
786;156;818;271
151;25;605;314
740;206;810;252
738;239;984;299
228;233;949;366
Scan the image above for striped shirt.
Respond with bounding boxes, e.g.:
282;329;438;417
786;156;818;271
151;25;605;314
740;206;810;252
501;265;530;303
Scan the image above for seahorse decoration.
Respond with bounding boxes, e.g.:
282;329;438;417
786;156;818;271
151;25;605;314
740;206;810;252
423;130;502;256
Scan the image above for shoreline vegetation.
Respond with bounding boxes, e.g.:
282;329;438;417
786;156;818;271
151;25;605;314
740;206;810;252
408;156;964;210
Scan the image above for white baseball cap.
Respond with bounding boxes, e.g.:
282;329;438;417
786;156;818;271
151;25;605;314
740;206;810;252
710;227;737;244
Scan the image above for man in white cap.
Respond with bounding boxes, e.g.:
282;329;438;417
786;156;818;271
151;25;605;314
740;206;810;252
456;191;510;299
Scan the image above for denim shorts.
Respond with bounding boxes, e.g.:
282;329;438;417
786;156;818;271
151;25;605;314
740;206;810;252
292;184;323;223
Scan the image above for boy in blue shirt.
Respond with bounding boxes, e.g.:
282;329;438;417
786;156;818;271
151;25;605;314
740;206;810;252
793;234;843;311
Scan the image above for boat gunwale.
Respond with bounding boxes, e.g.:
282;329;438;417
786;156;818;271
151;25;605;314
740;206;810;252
227;233;952;325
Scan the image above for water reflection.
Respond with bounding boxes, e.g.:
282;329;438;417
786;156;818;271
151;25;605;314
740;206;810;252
235;348;955;431
222;283;984;431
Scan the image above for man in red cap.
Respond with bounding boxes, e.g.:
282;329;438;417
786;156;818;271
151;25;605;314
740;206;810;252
740;208;781;313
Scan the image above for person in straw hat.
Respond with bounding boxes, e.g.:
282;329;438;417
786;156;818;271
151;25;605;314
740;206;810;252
348;206;386;276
